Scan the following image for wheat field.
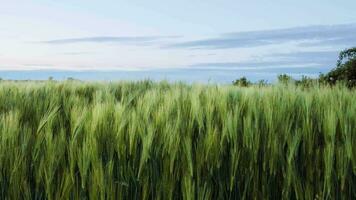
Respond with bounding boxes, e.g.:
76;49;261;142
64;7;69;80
0;80;355;199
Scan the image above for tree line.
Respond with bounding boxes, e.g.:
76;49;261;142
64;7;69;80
233;47;356;88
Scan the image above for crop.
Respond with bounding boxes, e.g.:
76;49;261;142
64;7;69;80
0;80;355;199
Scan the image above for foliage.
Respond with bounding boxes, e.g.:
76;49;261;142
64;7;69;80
322;47;356;87
232;76;251;87
277;74;294;84
295;75;318;88
257;79;268;87
0;81;355;199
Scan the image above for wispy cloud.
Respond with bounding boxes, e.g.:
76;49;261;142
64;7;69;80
41;36;180;45
268;51;339;65
23;64;55;67
188;53;217;57
58;52;94;56
167;23;356;49
190;50;339;75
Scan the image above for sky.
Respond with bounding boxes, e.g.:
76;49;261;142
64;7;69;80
1;0;356;82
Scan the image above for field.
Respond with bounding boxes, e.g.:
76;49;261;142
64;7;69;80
0;80;355;199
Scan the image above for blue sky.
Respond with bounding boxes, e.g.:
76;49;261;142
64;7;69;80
1;0;356;82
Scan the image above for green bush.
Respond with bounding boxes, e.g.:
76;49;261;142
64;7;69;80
257;79;268;87
295;75;319;88
277;74;294;85
232;76;251;87
322;47;356;87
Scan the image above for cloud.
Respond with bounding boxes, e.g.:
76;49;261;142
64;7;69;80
268;50;339;65
23;64;55;67
41;36;180;45
191;61;327;70
188;53;217;57
189;50;339;74
58;52;94;56
167;23;356;49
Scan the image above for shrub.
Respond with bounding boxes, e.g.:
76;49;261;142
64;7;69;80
322;47;356;87
295;75;316;88
257;79;268;87
277;74;293;84
232;76;251;87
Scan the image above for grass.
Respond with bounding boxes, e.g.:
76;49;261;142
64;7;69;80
0;80;355;199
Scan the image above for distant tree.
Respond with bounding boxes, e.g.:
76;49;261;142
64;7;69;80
318;73;327;84
257;79;268;87
277;74;293;84
295;75;315;87
48;76;54;81
321;47;356;87
233;76;251;87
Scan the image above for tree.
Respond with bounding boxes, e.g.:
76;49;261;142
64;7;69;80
277;74;293;84
322;47;356;87
295;75;315;88
257;79;268;87
232;76;251;87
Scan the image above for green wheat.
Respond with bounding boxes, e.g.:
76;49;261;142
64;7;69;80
0;80;355;199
